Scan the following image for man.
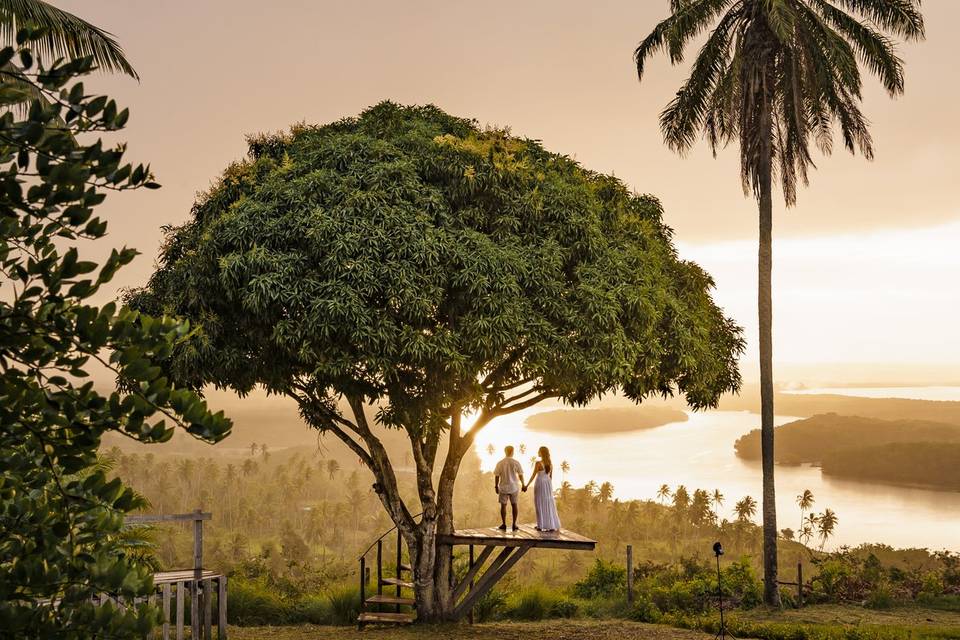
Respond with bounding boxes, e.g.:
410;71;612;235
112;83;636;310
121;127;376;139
494;445;524;531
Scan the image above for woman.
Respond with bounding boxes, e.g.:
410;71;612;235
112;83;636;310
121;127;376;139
522;446;562;532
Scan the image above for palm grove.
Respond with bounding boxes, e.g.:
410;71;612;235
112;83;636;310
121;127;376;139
634;0;924;605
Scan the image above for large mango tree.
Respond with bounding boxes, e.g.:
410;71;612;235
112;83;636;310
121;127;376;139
129;102;743;621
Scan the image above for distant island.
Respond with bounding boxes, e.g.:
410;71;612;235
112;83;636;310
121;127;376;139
734;413;960;490
525;406;687;434
822;442;960;490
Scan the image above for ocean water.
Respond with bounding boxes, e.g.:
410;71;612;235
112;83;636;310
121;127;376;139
470;391;960;552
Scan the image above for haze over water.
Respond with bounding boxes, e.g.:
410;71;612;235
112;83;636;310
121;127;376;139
472;388;960;553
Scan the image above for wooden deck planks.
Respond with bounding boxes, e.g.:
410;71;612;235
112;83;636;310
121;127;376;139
439;524;596;551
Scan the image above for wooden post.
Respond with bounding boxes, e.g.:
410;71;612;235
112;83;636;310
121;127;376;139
376;540;383;602
204;578;213;640
797;562;804;608
162;583;171;640
468;545;475;625
176;581;185;640
218;576;228;640
192;510;203;640
626;545;634;604
396;529;402;613
359;556;366;615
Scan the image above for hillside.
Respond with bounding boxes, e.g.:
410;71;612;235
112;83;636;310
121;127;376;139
821;441;960;489
525;406;688;434
733;413;960;464
719;388;960;424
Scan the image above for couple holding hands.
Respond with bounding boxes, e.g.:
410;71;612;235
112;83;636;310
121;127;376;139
493;445;562;532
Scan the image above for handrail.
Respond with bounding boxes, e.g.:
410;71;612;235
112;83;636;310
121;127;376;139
358;512;423;560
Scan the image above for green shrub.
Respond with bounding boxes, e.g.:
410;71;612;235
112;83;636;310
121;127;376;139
627;596;662;623
865;581;894;610
325;585;360;626
474;588;506;622
549;596;580;618
289;594;332;624
229;577;291;625
506;586;570;620
573;559;626;599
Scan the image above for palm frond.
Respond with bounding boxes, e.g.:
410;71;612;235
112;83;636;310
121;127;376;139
0;0;138;79
660;6;744;153
829;0;925;40
812;0;905;95
635;0;738;79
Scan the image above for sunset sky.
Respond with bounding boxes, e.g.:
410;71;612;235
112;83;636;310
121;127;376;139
61;0;959;383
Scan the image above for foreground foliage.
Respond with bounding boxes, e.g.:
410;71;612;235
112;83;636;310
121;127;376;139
0;34;230;638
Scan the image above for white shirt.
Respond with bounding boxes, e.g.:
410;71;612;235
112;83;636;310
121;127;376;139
494;457;523;494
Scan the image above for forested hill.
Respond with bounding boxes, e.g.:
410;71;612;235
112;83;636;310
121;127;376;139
821;442;960;490
734;413;960;464
735;413;960;490
719;388;960;424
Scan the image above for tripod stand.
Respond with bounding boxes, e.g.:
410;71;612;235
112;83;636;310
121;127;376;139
713;542;736;640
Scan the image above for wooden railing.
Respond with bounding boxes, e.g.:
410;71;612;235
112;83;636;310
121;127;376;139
122;510;227;639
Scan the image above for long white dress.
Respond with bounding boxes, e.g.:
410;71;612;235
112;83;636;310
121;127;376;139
533;465;562;532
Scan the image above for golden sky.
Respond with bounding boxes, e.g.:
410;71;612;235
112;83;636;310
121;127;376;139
60;0;959;379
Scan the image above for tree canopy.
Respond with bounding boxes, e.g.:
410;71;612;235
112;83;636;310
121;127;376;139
134;101;742;424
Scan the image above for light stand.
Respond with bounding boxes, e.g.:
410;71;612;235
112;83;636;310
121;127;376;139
713;541;736;640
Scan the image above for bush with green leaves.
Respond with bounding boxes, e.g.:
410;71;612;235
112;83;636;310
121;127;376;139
0;33;230;639
572;559;626;600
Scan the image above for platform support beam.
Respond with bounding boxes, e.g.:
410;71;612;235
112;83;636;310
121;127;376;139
452;542;533;619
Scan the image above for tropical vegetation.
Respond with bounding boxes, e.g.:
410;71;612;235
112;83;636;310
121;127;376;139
0;32;230;638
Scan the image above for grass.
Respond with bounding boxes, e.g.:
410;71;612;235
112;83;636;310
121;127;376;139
228;620;709;639
227;605;960;640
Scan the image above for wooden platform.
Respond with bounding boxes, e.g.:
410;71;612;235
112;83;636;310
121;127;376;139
439;524;596;551
439;525;596;620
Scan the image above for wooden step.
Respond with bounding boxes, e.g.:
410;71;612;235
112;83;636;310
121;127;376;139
357;611;416;625
365;594;416;606
380;577;413;589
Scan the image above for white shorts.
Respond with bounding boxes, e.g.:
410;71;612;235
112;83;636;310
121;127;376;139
498;491;518;505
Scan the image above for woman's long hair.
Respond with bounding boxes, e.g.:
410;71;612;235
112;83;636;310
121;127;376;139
538;446;552;476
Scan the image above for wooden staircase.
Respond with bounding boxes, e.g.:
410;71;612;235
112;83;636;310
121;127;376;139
357;528;416;628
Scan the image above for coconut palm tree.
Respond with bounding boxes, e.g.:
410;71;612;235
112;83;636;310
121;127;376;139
635;0;924;606
326;459;340;481
797;489;815;532
598;481;615;503
712;488;725;518
734;496;757;523
817;508;838;551
657;484;672;504
561;460;570;479
799;511;819;546
1;0;138;76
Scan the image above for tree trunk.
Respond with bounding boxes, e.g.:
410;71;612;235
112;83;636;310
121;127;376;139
406;506;456;621
758;91;781;607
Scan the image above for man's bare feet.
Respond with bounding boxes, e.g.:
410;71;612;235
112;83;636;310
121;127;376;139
512;524;519;531
497;524;507;531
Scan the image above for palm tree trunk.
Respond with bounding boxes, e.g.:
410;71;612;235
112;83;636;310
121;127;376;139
758;91;781;607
